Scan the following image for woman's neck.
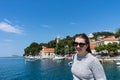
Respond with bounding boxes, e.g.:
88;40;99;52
77;51;87;57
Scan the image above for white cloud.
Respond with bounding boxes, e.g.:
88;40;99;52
0;21;23;34
3;19;11;24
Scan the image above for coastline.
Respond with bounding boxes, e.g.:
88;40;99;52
98;56;120;63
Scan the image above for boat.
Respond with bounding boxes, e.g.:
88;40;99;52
24;56;42;62
52;56;65;60
116;62;120;65
68;61;72;66
116;60;120;65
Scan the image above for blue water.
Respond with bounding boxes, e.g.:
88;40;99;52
0;57;72;80
0;57;120;80
103;62;120;80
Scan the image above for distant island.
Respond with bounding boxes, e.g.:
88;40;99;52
12;55;22;57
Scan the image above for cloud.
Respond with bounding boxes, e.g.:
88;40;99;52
3;19;11;24
0;21;23;34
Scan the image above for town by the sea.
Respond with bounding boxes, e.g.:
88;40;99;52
0;57;120;80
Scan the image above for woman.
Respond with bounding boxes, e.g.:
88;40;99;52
71;33;106;80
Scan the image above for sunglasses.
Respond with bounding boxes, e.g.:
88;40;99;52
73;42;86;47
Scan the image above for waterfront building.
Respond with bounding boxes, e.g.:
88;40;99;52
89;36;119;55
90;41;96;54
96;36;119;46
39;46;55;58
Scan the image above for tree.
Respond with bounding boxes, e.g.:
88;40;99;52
95;42;119;57
23;31;116;56
47;40;56;48
95;45;106;52
92;31;114;41
115;28;120;44
115;28;120;38
106;42;118;56
23;42;40;56
24;47;30;56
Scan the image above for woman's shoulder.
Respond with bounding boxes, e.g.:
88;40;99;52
87;53;101;67
87;53;99;61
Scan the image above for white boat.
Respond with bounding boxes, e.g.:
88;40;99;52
53;56;65;60
116;60;120;65
24;56;42;62
116;62;120;65
68;61;72;66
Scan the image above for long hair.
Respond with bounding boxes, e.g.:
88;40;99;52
75;33;92;53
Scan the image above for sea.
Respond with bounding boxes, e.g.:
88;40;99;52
0;57;120;80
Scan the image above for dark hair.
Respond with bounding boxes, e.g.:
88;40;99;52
75;33;92;53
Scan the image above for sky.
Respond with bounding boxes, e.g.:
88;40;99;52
0;0;120;57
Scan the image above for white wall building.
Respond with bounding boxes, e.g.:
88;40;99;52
39;46;55;58
96;36;119;46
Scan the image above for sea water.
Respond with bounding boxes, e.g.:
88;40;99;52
0;57;120;80
0;57;72;80
103;62;120;80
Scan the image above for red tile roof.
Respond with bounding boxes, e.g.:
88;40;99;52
44;48;54;53
90;36;119;50
101;36;118;41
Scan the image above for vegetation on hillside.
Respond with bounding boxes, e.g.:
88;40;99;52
23;28;120;56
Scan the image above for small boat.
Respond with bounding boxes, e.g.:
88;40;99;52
25;58;37;62
53;56;65;60
68;61;73;66
24;56;41;62
116;62;120;65
116;60;120;65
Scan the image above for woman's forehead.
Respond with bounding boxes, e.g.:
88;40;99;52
75;37;85;42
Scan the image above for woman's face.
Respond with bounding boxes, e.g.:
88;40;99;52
74;37;88;55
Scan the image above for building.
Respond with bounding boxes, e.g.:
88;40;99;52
39;46;55;58
90;36;119;54
96;36;119;46
90;41;96;54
